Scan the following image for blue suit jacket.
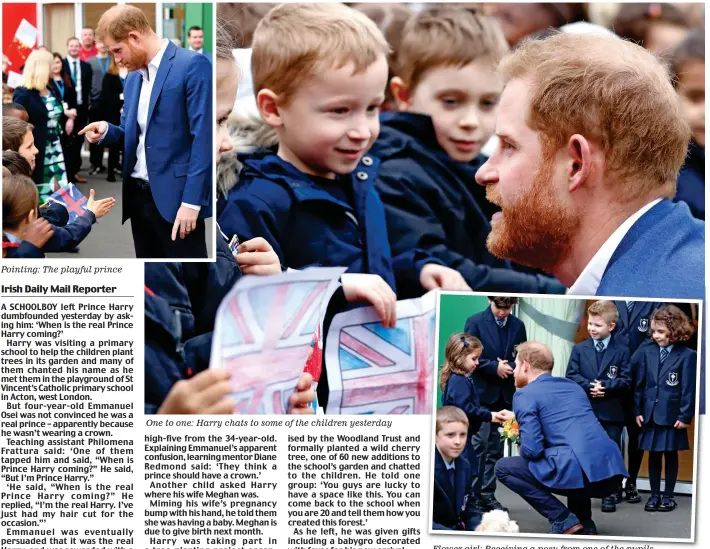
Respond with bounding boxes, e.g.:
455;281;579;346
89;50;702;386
613;301;662;356
596;200;704;299
634;344;696;425
464;307;527;407
103;41;212;223
674;141;704;221
514;374;628;490
441;373;491;441
565;336;631;423
432;450;481;530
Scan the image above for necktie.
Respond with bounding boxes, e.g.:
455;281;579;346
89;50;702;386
596;341;604;353
660;348;669;363
626;301;635;313
72;60;78;84
447;467;455;491
496;319;505;328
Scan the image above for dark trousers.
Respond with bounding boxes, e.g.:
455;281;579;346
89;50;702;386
88;106;104;169
495;456;621;523
472;420;504;496
599;421;624;493
69;104;89;179
126;179;207;258
624;417;644;485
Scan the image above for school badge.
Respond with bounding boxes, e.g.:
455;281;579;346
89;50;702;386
638;318;649;332
607;365;618;379
667;372;679;387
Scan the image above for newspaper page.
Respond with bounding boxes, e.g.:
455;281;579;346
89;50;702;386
1;2;707;549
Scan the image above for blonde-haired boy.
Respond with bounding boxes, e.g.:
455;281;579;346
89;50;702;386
369;6;564;296
217;4;469;359
566;300;631;513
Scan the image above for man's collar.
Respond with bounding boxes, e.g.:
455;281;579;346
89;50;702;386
148;38;170;69
67;55;79;62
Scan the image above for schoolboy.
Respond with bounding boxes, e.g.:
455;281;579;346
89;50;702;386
369;7;564;295
2;102;30;122
566;300;631;512
672;28;704;220
217;3;469;310
433;406;482;531
463;296;526;512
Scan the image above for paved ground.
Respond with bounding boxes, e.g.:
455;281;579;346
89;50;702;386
46;158;213;259
496;483;693;539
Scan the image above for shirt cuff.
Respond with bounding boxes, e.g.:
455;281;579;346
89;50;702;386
181;203;201;212
96;124;109;144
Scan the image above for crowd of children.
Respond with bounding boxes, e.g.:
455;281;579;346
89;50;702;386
434;298;697;533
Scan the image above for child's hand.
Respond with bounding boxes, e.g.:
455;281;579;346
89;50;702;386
590;380;605;398
497;360;514;379
636;415;644;427
491;411;506;424
86;189;116;219
498;410;515;422
419;264;471;291
341;273;397;328
24;218;54;248
158;369;235;414
674;420;689;429
287;372;316;415
235;237;281;275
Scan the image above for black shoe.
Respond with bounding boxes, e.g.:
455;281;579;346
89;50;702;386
581;519;598;535
612;486;624;504
625;483;641;503
601;496;616;512
658;496;677;512
107;171;116;182
67;246;80;254
645;495;660;512
481;495;508;512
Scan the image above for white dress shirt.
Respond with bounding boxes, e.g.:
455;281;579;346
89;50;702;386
67;55;82;105
567;199;662;295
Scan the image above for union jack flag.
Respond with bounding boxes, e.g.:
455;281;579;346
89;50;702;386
210;268;344;414
325;291;437;415
47;183;88;223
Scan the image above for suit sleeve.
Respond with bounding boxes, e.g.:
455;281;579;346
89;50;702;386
514;392;545;460
600;348;631;394
633;349;647;417
42;211;96;252
465;318;499;380
565;346;592;393
376;164;565;294
679;350;697;424
181;54;212;208
432;521;454;531
443;376;491;425
463;485;482;531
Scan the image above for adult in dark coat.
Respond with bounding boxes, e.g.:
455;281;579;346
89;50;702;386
48;52;78;177
64;37;93;182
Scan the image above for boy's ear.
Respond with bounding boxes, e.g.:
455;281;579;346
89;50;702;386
257;89;283;128
27;208;37;223
390;77;411;111
609;321;616;332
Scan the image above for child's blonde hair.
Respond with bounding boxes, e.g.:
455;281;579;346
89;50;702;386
397;6;508;95
499;32;689;201
588;300;619;325
650;305;694;343
435;405;469;434
251;3;390;106
439;333;483;390
21;50;53;91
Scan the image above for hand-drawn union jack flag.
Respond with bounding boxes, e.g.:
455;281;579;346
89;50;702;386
326;306;436;415
47;183;88;223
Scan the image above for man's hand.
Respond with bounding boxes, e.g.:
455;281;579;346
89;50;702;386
498;409;515;422
636;415;644;427
419;263;471;291
287;373;316;415
78;121;108;144
65;118;74;136
86;189;116;219
23;218;54;249
235;237;281;275
341;273;397;328
674;420;689;429
172;205;199;241
65;108;77;119
497;359;514;379
158;369;234;414
491;411;506;424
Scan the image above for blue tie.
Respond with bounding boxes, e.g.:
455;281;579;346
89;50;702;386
496;319;505;328
660;348;669;363
626;301;635;313
448;467;455;491
596;341;604;353
72;60;78;84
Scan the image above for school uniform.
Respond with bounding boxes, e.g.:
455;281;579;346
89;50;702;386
441;372;491;470
43;211;96;253
565;334;631;448
432;448;482;531
614;301;662;356
2;233;44;258
39;202;69;227
634;344;696;452
674;141;704;221
495;374;627;530
463;306;526;500
370;112;565;295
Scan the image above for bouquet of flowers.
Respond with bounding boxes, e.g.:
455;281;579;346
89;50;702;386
499;417;520;445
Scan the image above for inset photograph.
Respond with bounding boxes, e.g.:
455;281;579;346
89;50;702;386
2;2;214;258
430;293;700;540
